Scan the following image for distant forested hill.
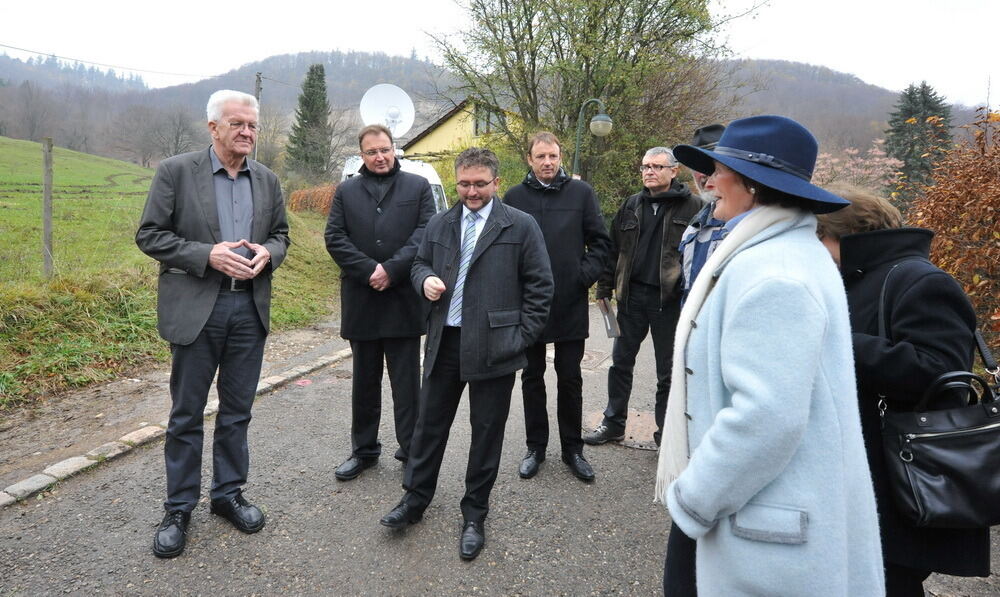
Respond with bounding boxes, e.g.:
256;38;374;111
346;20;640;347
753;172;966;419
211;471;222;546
144;50;453;112
0;49;978;169
724;59;978;153
0;54;146;91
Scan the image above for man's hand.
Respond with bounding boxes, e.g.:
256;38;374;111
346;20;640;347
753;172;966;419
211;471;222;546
423;276;446;301
245;242;271;277
209;241;255;279
369;263;391;291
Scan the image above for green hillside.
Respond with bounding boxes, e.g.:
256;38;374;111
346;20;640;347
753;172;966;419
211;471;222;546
0;137;338;409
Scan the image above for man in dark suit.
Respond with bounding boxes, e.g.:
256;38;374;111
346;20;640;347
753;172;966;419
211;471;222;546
379;147;553;561
503;131;610;482
325;124;436;481
136;89;289;559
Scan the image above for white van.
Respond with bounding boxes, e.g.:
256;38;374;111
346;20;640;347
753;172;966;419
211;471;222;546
341;155;450;213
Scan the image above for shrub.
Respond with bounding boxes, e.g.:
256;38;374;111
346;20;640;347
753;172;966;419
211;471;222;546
812;139;903;195
288;184;335;215
909;108;1000;354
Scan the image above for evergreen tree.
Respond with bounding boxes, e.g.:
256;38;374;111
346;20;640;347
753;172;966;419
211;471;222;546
885;81;952;191
285;64;334;182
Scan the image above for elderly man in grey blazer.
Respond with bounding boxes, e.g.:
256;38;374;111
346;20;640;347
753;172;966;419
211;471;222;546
136;89;289;559
379;147;553;561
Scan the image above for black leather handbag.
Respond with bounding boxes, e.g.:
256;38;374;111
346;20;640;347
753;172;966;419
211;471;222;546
877;261;1000;528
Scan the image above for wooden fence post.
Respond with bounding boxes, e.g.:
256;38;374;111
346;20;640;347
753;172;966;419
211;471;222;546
42;137;53;278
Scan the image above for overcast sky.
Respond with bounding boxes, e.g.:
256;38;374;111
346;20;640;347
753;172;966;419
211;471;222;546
2;0;995;107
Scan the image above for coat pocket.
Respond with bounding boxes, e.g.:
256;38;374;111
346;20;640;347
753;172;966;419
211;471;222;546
486;308;523;366
729;502;808;545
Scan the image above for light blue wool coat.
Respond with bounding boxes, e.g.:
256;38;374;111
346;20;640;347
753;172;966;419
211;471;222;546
666;214;885;596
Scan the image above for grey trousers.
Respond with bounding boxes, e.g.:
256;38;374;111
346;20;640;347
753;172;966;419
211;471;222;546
163;289;266;512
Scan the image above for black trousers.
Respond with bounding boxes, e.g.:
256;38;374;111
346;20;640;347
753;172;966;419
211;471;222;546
348;336;419;461
663;524;697;596
164;289;266;512
885;562;931;597
402;327;515;523
521;340;585;455
604;283;680;444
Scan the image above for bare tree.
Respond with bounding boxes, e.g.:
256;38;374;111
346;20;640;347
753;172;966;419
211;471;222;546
151;106;202;157
108;104;160;167
255;104;289;170
17;81;53;141
328;106;358;177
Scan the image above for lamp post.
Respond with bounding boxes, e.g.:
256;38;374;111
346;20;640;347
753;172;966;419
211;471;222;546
572;98;613;177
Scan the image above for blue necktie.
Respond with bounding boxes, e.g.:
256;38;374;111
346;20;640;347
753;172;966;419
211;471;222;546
448;211;480;326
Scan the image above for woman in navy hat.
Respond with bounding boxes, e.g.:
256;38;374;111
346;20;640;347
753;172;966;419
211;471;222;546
655;115;884;595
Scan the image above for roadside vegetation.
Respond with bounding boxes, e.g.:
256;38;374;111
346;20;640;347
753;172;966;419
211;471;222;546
0;137;338;410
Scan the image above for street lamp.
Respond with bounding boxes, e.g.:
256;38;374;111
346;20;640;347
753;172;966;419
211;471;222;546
572;98;613;177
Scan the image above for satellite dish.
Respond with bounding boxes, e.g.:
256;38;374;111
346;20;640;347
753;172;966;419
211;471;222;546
359;84;415;139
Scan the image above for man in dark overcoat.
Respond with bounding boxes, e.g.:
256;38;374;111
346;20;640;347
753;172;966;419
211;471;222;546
502;131;610;482
325;124;436;481
136;89;289;558
379;147;553;561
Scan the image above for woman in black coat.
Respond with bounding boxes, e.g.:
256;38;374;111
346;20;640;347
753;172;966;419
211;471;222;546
817;185;990;596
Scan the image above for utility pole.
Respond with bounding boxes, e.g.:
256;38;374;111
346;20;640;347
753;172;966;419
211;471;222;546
254;72;262;161
42;137;53;278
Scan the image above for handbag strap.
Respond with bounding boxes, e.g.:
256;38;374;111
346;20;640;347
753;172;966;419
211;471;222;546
977;330;999;386
876;257;930;341
877;257;999;390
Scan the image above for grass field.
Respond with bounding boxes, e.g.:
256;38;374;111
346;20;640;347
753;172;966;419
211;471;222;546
0;137;338;409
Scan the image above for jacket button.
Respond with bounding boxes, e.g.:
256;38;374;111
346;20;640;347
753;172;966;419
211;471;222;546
375;240;382;246
690;320;697;328
685;367;694;375
376;207;383;214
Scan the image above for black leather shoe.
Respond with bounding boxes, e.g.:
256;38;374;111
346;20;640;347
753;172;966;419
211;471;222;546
459;520;485;561
518;450;545;479
152;510;190;559
334;455;378;481
562;452;595;482
582;424;625;445
393;448;408;464
210;492;266;534
380;502;423;529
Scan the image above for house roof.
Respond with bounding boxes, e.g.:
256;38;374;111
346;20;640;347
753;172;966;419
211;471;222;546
401;99;470;151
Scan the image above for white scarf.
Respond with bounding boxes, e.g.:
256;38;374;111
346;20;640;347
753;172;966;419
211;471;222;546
655;205;800;504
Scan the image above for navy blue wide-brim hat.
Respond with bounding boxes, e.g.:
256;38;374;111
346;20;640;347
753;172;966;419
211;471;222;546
673;115;849;214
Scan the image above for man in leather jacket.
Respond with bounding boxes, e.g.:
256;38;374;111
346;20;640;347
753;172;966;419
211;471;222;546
586;147;703;447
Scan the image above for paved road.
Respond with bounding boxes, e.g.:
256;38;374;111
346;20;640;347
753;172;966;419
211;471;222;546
1;306;998;595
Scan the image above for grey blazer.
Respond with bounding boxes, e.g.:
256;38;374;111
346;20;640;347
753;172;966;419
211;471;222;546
135;147;290;346
411;199;553;381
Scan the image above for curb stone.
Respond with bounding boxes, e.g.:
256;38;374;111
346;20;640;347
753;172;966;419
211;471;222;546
86;441;132;461
118;425;166;447
4;474;58;500
0;348;352;509
43;456;98;480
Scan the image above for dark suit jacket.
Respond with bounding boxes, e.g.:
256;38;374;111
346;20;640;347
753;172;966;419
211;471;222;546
325;168;435;340
411;199;553;381
502;170;610;342
135;147;290;346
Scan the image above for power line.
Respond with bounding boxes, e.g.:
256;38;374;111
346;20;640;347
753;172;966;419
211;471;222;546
261;75;297;88
0;41;218;79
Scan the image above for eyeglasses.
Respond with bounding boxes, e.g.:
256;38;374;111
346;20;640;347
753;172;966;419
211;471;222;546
224;120;258;133
639;163;676;173
456;179;496;190
362;148;394;157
